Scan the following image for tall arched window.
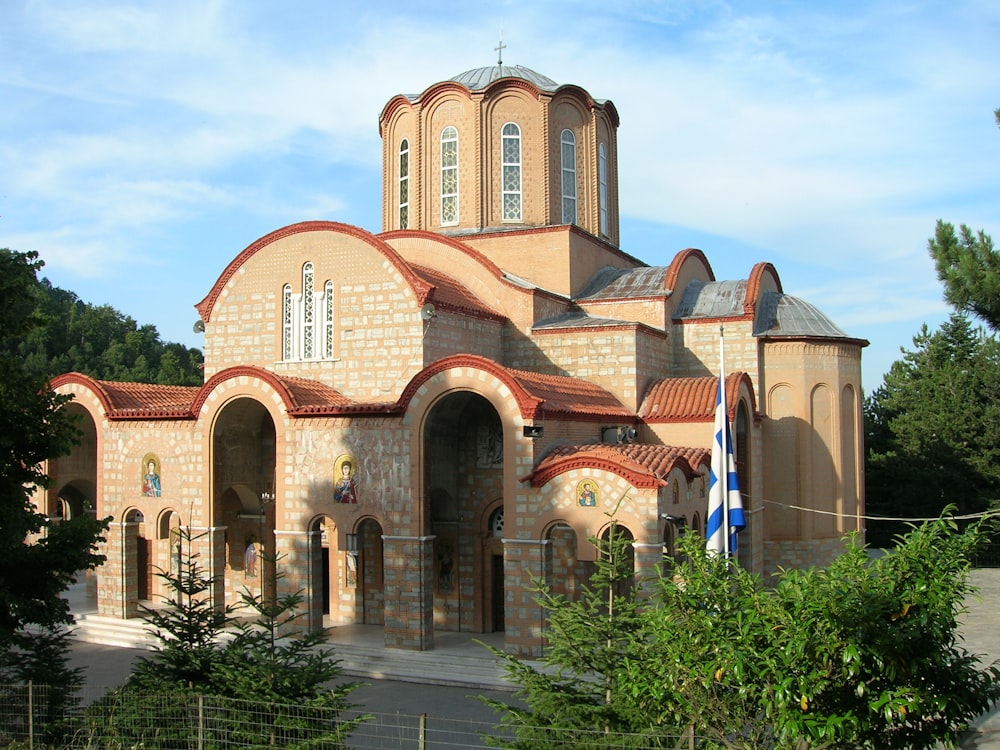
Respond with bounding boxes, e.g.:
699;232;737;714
560;129;577;225
599;142;608;236
281;263;335;362
398;138;409;229
302;262;315;359
324;280;335;358
440;126;459;225
501;122;521;221
282;284;293;360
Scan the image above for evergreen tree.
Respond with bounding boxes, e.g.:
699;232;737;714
209;557;369;747
927;109;1000;332
481;520;655;748
128;526;235;691
929;221;1000;332
0;249;108;741
93;528;367;749
1;262;203;385
865;313;1000;542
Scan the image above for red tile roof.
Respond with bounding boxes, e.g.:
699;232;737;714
396;354;631;421
639;372;752;423
503;366;631;420
93;380;200;419
409;264;505;321
524;443;709;489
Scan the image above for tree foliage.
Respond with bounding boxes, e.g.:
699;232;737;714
0;250;109;642
929;221;1000;332
927;110;1000;331
864;314;1000;542
0;251;203;385
481;521;649;747
93;526;367;748
485;516;1000;750
0;249;109;739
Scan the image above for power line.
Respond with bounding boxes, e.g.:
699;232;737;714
760;498;998;524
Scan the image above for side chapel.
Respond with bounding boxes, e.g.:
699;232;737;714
40;63;866;656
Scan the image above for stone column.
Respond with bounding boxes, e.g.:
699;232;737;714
502;538;549;658
189;525;227;612
274;529;322;634
382;535;435;651
102;520;140;619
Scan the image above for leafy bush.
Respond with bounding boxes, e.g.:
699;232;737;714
485;514;1000;750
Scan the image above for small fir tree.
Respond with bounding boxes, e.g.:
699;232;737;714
481;518;664;748
128;525;236;691
90;527;367;749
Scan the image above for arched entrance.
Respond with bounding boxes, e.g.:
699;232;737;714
485;505;505;632
212;397;277;609
423;391;504;633
356;518;385;625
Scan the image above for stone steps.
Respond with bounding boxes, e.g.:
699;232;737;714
68;612;514;691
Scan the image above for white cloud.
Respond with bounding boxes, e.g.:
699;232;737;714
1;0;997;395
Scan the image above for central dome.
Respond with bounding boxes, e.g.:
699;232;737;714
449;65;558;92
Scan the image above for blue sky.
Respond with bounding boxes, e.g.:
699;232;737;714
2;0;998;393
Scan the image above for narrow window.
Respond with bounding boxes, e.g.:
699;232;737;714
599;142;608;236
560;129;577;225
440;126;459;225
501;122;521;221
398;138;409;229
302;262;315;359
282;284;293;360
324;280;335;358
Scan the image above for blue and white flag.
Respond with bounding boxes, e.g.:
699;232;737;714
706;334;746;557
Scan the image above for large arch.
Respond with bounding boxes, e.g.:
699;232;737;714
423;390;504;635
211;396;278;611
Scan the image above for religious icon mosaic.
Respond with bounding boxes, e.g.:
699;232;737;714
141;453;161;497
334;454;358;503
577;479;598;507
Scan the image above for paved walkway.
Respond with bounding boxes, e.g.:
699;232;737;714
64;568;1000;748
954;568;1000;748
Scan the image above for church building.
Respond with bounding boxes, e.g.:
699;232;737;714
41;63;866;656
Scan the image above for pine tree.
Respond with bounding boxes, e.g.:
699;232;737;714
481;519;660;748
865;313;1000;542
929;221;1000;332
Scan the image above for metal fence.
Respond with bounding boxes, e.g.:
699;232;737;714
0;684;700;749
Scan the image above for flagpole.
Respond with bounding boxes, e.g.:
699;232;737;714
719;325;729;559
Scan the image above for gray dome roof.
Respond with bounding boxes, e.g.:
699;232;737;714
753;291;849;339
450;65;558;92
674;281;853;340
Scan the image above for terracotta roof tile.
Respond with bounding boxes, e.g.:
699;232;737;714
524;442;709;488
639;373;748;423
639;376;716;422
506;367;631;419
409;264;505;320
96;381;201;419
275;376;351;410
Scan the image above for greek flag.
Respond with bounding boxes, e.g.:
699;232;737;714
706;334;745;557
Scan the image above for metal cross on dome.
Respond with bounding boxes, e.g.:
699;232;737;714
495;33;506;65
